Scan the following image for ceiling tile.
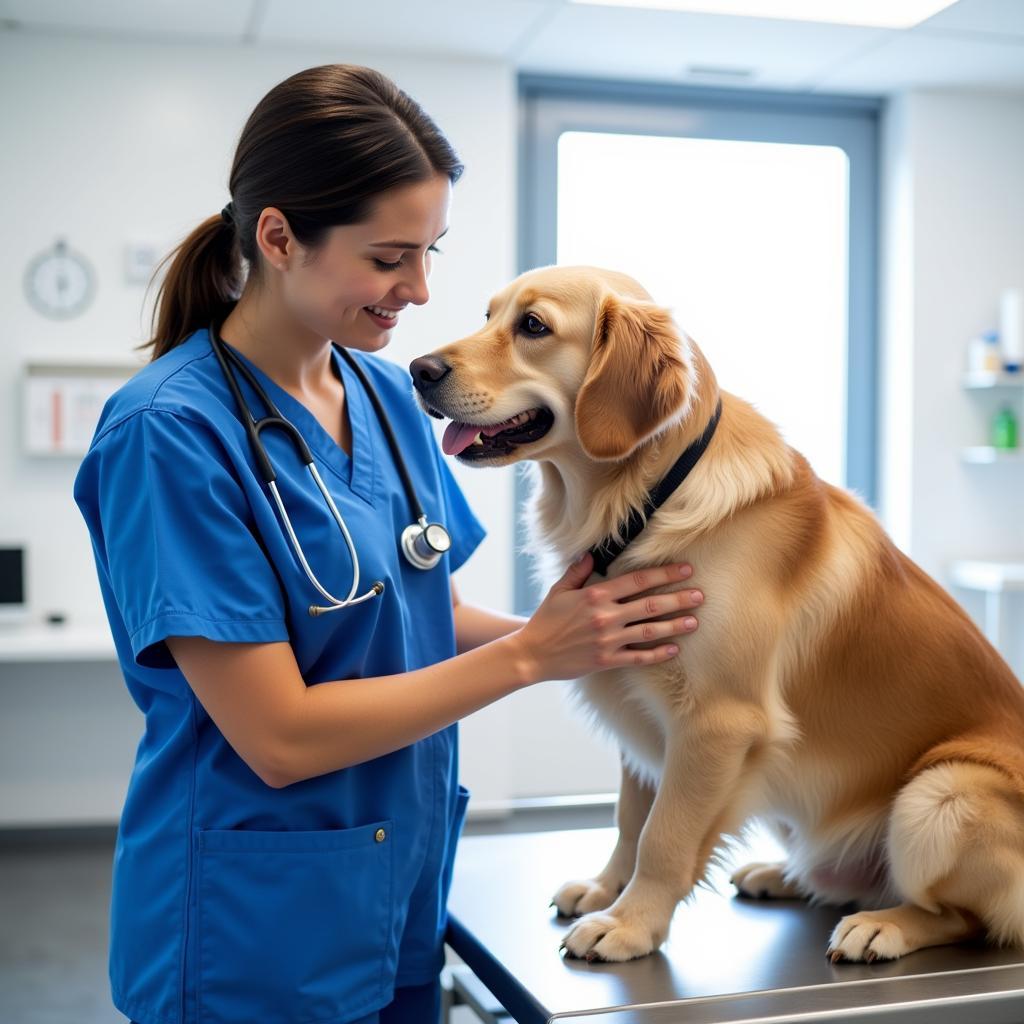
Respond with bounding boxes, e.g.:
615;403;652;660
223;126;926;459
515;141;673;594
0;0;253;40
257;0;554;58
922;0;1024;38
2;0;1024;96
517;6;892;91
811;28;1024;93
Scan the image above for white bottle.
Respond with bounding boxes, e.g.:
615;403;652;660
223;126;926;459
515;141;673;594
999;287;1023;373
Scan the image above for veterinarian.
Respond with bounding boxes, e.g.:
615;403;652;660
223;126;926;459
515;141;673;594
73;64;704;1024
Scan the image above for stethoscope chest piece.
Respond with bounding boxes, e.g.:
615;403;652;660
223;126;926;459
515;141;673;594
401;517;451;570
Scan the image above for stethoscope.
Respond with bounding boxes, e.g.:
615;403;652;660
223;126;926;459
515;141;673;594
207;322;451;616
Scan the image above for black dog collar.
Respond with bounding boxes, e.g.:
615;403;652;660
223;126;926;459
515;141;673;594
588;398;723;576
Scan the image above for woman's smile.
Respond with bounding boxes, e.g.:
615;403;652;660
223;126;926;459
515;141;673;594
363;303;404;329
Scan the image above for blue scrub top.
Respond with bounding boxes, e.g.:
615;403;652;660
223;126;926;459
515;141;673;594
73;327;487;1024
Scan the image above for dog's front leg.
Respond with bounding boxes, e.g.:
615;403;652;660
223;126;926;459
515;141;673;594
561;701;767;962
552;755;655;916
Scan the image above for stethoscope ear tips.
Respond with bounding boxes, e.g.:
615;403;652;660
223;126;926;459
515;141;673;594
309;580;385;616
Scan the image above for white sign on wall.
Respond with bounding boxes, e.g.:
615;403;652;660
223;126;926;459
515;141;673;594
22;362;137;457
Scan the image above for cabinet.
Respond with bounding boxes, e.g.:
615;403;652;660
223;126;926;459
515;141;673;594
0;624;135;828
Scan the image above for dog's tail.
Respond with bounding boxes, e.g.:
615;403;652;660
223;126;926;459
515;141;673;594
888;756;1024;946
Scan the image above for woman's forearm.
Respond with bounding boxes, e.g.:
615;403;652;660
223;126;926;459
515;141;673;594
278;629;537;785
453;601;529;654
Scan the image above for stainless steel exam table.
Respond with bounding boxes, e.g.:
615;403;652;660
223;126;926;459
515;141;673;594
444;827;1024;1023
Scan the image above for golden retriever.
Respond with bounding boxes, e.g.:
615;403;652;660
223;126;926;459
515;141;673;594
410;265;1024;964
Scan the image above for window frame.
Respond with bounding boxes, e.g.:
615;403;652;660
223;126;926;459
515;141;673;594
515;74;882;613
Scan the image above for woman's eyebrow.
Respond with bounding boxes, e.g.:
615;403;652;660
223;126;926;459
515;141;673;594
369;227;449;250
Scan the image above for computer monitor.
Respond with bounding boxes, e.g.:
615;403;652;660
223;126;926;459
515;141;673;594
0;546;28;624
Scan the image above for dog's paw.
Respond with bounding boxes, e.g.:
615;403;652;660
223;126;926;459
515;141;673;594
730;861;804;900
551;877;619;917
826;911;911;963
560;910;661;962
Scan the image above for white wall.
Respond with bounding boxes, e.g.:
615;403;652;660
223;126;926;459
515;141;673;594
879;90;1024;677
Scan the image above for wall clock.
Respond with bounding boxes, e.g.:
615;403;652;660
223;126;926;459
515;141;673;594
25;239;96;319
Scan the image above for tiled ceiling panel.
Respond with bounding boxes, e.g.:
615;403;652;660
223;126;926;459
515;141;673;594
922;0;1024;37
0;0;253;41
2;0;1024;96
811;28;1024;93
516;5;890;90
257;0;555;59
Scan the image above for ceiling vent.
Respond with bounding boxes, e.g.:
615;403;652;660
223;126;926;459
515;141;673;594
684;64;756;80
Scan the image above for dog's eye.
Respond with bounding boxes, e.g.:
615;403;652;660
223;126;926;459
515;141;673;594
519;313;550;337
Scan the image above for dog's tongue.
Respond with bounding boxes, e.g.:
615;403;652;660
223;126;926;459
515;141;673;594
442;421;481;456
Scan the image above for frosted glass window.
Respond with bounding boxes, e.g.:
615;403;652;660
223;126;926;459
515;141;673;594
557;131;849;486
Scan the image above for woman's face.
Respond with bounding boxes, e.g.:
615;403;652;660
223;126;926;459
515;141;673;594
272;173;452;351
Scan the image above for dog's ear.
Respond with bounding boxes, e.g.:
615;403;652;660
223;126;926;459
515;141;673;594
574;293;692;461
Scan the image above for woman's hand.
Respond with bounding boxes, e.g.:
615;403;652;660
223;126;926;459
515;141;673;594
509;552;702;683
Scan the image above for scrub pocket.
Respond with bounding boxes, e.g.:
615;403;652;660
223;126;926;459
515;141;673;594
439;785;470;907
194;821;394;1024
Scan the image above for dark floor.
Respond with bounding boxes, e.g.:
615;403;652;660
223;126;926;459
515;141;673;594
0;804;613;1024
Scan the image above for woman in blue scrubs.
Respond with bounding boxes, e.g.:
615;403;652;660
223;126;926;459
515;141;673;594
73;64;703;1024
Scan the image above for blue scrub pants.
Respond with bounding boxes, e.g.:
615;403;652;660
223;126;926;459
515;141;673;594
128;979;440;1024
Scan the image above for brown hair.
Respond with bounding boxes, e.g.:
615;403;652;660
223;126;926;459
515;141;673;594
143;64;463;360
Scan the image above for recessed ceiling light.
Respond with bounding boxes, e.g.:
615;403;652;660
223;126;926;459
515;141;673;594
569;0;959;30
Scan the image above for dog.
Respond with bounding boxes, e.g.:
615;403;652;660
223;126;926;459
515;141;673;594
409;265;1024;964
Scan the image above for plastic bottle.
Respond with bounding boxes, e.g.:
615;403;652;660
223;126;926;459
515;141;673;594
991;406;1019;450
967;331;1002;374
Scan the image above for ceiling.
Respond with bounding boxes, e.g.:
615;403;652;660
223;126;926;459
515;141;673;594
2;0;1024;96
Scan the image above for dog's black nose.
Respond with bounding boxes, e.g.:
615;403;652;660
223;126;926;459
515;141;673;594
409;356;451;396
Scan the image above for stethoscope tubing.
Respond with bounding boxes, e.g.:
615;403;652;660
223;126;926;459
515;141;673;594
207;322;447;614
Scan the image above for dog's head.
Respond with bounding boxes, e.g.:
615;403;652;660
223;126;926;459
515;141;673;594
410;265;710;467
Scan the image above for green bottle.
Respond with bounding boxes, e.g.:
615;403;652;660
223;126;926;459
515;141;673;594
992;406;1018;450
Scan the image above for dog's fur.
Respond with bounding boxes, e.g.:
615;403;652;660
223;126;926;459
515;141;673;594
415;266;1024;963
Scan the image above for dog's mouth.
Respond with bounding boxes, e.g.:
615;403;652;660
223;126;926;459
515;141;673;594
434;406;555;460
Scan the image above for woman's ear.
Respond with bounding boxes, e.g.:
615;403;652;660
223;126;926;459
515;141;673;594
574;293;692;461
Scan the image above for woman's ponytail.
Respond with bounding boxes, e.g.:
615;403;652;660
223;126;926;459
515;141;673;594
142;211;243;361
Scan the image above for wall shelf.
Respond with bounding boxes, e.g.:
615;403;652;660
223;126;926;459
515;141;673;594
950;559;1024;653
950;560;1024;592
961;446;1022;464
963;370;1024;389
961;368;1022;462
